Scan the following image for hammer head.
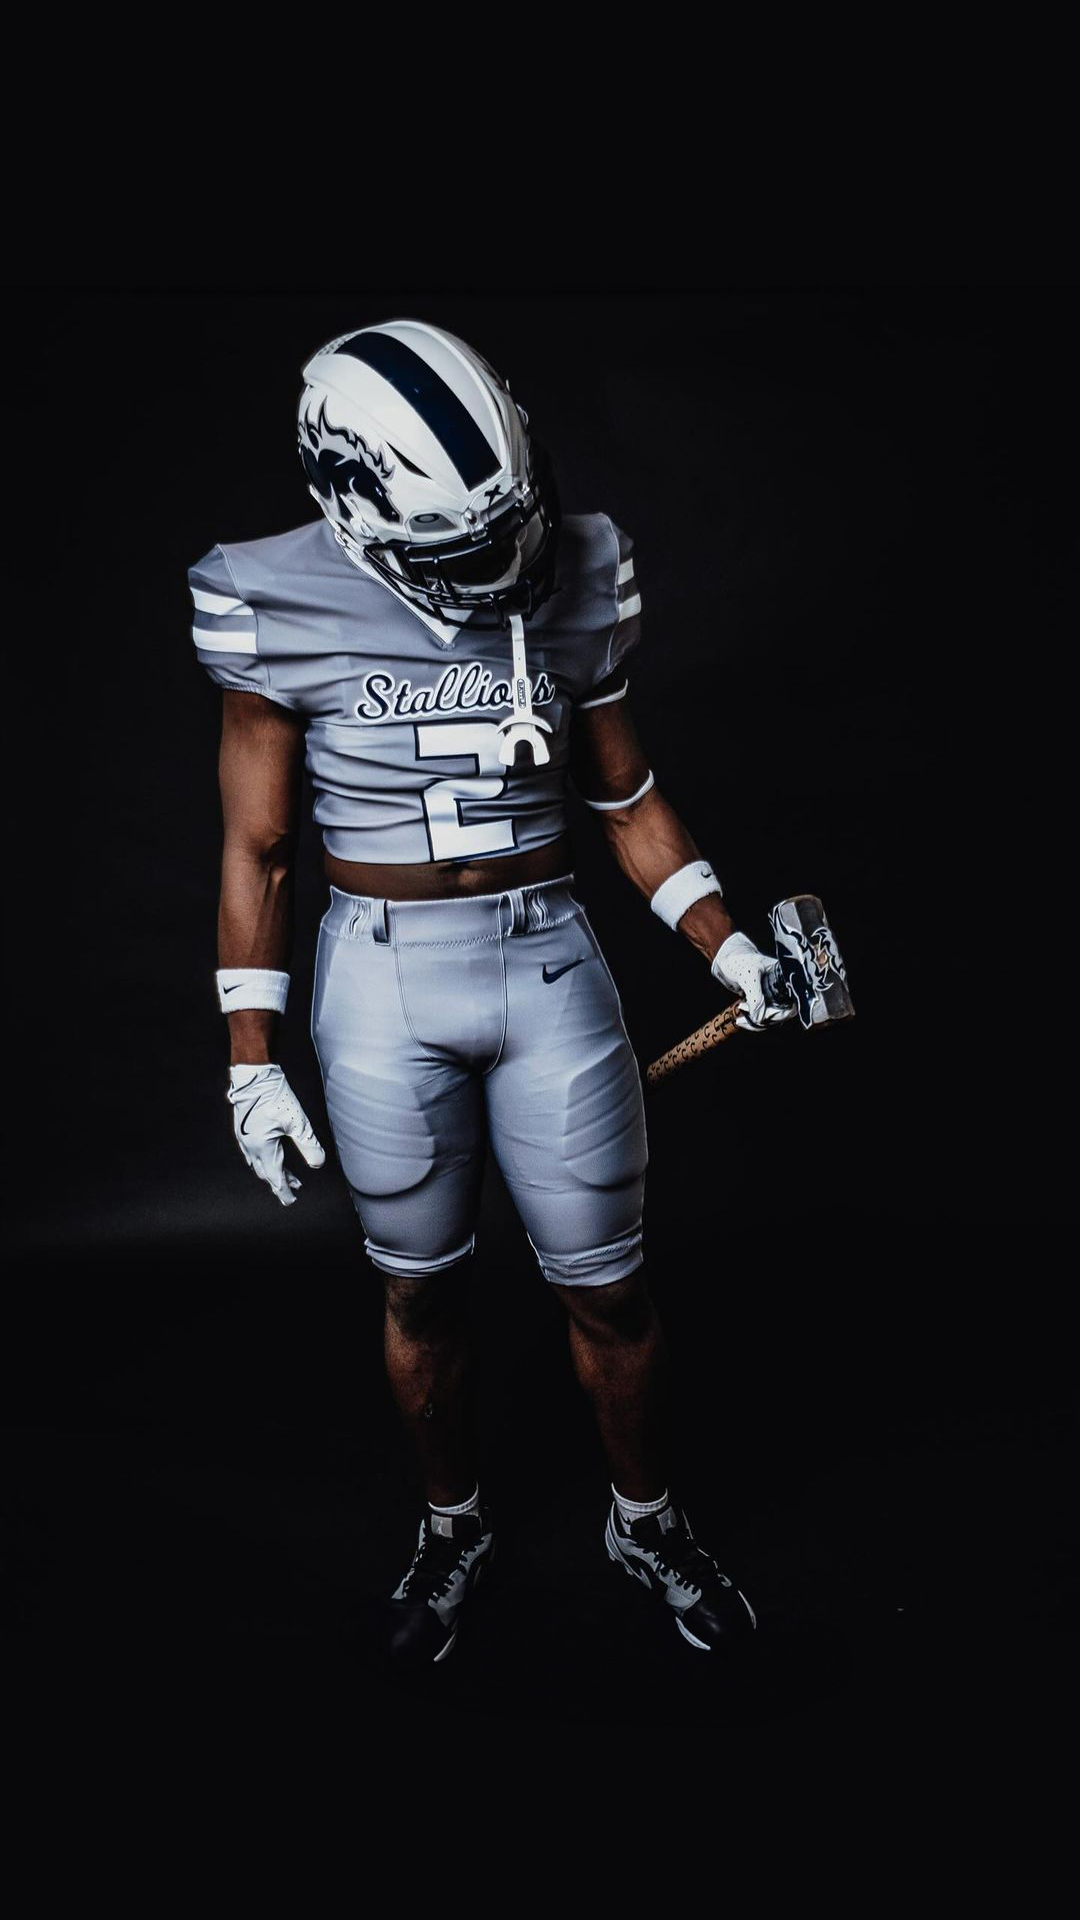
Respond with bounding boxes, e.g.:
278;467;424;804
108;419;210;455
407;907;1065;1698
765;895;855;1030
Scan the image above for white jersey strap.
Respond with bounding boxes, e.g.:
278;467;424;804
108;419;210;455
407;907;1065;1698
496;615;553;766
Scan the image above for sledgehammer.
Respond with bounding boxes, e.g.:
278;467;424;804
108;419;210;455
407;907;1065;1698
645;894;855;1088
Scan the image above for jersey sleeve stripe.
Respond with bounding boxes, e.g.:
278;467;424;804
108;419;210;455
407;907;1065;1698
193;624;259;655
581;769;654;811
616;558;635;586
616;591;642;622
577;679;629;710
191;585;250;617
191;585;257;653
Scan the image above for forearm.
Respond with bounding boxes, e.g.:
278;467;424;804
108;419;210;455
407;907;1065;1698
218;838;296;1065
600;784;735;963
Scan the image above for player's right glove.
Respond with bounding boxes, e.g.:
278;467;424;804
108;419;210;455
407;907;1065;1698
226;1064;326;1206
710;931;796;1033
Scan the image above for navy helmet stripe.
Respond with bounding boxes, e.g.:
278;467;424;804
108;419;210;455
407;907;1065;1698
338;333;499;489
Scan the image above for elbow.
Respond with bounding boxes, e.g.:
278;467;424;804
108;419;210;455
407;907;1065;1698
599;796;660;873
261;829;298;877
597;777;661;837
223;826;298;880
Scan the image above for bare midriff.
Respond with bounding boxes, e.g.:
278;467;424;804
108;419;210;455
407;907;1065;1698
322;830;576;901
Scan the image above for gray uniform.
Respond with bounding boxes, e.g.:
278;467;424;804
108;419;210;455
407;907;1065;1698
190;513;650;1284
189;512;641;865
310;878;648;1283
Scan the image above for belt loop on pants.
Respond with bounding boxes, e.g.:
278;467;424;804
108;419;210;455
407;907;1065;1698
371;898;391;944
501;886;527;936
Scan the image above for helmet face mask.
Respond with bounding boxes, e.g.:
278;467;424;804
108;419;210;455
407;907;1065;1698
356;440;561;627
296;320;561;630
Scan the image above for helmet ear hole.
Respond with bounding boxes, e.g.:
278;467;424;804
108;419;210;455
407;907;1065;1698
408;511;456;535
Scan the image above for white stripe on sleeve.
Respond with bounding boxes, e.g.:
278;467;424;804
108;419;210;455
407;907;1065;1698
191;586;250;617
193;624;259;655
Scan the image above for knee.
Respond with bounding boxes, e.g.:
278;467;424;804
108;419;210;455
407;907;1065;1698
555;1268;655;1342
383;1258;472;1342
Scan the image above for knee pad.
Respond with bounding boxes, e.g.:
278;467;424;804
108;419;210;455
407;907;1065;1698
364;1232;476;1279
529;1226;644;1288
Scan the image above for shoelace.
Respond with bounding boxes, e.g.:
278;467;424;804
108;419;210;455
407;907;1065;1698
400;1521;476;1603
630;1513;722;1595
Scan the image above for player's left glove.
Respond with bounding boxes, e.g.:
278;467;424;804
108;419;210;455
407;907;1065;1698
711;931;797;1033
226;1064;326;1206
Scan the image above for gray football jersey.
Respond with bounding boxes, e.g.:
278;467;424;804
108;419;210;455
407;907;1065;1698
188;511;641;865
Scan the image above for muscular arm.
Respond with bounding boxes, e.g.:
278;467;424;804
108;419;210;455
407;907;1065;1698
568;680;735;964
217;689;306;1065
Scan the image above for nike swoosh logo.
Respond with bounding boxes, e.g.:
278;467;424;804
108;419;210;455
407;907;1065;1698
542;959;587;983
223;983;246;993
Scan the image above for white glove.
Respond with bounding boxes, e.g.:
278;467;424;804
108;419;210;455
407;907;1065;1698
711;931;797;1033
226;1064;326;1206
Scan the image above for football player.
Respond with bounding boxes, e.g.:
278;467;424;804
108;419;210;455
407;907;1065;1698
191;320;791;1669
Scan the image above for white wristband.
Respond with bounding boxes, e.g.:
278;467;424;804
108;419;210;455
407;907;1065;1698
650;860;723;930
216;968;290;1014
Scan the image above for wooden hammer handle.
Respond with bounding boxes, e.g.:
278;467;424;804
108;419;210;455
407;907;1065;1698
645;1000;743;1087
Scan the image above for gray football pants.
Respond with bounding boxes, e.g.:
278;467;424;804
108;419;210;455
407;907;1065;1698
310;874;649;1285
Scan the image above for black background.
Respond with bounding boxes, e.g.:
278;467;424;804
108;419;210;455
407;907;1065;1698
5;276;1075;1762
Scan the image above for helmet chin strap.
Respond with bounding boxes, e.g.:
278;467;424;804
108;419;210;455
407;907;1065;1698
496;614;552;767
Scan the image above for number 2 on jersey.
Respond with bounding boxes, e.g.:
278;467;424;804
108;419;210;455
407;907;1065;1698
416;721;516;860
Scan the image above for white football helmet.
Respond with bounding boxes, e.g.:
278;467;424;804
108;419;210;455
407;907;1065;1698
297;319;561;632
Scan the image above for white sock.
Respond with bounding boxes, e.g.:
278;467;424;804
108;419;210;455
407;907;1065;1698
613;1482;670;1526
429;1483;480;1517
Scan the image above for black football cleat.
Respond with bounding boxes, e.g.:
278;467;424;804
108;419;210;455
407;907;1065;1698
605;1497;757;1651
386;1501;496;1670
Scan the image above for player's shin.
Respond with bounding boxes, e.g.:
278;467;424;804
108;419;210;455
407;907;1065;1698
382;1266;479;1509
559;1272;672;1502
